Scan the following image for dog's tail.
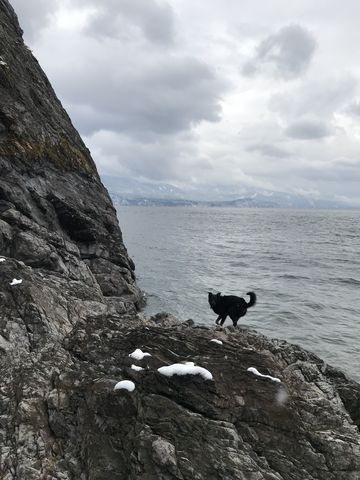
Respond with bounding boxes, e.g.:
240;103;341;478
246;292;256;308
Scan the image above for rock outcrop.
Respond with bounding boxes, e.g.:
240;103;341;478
0;1;360;479
0;0;141;304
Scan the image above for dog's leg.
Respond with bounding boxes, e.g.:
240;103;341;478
215;315;222;325
220;315;227;326
229;309;238;327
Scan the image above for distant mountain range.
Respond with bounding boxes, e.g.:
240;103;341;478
102;175;356;209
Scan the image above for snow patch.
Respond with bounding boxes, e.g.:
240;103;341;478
247;367;281;383
0;258;5;263
10;279;22;286
114;380;135;392
158;363;213;380
131;364;144;372
210;339;223;345
129;348;151;360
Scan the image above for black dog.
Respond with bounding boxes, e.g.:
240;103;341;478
208;291;256;327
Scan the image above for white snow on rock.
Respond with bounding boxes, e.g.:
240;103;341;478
247;367;281;383
129;348;151;360
131;364;144;372
10;279;22;286
114;380;135;392
210;339;223;345
0;258;5;263
158;363;213;380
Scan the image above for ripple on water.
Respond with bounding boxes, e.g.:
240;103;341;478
278;274;311;281
334;277;360;286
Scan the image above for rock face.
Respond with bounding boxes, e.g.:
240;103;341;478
0;0;141;304
0;1;360;479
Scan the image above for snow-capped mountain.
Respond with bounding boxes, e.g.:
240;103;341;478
102;176;356;209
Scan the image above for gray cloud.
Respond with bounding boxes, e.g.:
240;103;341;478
243;24;316;79
332;157;360;168
246;143;291;158
84;130;204;183
345;100;360;116
270;76;357;119
300;163;360;182
284;118;333;140
75;0;175;44
59;55;226;137
12;0;174;45
11;0;60;41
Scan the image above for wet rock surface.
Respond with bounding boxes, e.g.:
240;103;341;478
0;1;360;479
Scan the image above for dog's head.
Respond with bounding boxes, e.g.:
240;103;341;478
208;291;221;309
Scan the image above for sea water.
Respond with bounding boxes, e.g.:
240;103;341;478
117;207;360;381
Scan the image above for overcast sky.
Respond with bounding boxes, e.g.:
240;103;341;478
11;0;360;203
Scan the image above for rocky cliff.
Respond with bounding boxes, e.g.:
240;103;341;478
0;1;360;479
0;0;142;303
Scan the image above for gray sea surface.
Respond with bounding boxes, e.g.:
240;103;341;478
117;207;360;381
